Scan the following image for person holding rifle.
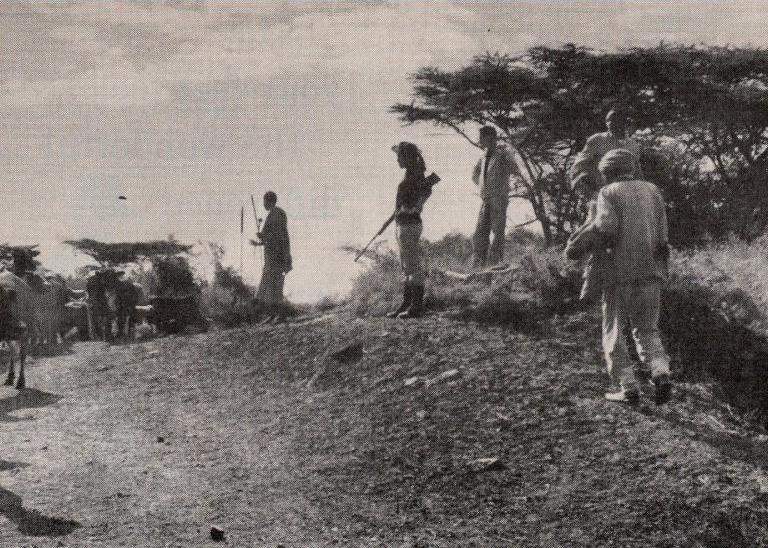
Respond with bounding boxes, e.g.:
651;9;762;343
387;142;435;319
250;191;292;323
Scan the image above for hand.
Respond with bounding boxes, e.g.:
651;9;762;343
248;239;263;247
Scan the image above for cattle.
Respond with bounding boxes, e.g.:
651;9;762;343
0;286;28;389
86;269;145;341
23;273;68;351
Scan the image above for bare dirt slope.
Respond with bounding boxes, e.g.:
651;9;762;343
1;313;768;547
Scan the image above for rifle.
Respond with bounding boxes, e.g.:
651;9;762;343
354;172;440;262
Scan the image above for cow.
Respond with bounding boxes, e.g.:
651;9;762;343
86;269;144;341
22;273;68;351
0;286;28;389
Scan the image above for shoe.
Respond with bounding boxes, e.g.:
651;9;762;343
604;388;640;405
398;285;424;319
653;374;672;405
387;285;412;318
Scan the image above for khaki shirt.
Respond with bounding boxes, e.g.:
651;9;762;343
472;144;521;204
570;132;642;193
592;179;668;286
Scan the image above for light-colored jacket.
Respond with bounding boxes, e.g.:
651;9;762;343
472;144;521;204
592;179;669;286
570;132;642;192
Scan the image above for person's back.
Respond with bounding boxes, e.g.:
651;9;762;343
595;179;668;286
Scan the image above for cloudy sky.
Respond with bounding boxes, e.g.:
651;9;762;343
3;1;768;300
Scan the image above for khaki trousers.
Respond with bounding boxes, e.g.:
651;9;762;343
602;280;670;391
473;199;508;267
396;222;425;285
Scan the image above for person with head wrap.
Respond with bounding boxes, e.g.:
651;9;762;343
565;148;672;405
387;142;433;319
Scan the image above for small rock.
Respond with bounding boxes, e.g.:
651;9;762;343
425;368;460;387
156;436;165;443
404;376;420;387
210;526;225;542
467;457;506;473
416;410;427;421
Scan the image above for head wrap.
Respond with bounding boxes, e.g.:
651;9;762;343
598;148;636;178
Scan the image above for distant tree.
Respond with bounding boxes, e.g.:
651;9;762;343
63;238;194;267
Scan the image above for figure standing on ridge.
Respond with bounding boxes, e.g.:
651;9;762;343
251;191;292;324
471;126;522;268
570;108;642;199
565;149;673;405
387;142;436;319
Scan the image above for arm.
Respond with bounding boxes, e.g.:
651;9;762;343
592;188;619;244
472;157;482;186
569;135;601;189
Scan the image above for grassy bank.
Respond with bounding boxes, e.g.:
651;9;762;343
348;232;768;425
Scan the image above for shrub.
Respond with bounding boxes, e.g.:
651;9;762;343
346;230;580;326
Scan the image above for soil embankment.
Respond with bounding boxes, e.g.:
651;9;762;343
0;313;767;546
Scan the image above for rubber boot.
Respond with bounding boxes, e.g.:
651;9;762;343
398;285;424;319
387;284;412;318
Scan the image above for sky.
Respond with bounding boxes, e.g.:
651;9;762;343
3;0;768;301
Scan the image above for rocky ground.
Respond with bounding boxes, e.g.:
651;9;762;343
0;311;767;547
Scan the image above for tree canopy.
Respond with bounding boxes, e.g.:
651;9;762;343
64;239;194;267
393;44;768;243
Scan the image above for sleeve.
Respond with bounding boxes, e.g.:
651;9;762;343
504;147;524;191
472;157;482;185
569;135;600;182
592;188;619;238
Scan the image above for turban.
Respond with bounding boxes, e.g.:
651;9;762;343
598;148;637;178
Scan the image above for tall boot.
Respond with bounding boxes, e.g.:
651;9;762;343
387;284;412;318
399;285;424;319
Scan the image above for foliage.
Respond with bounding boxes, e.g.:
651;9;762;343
394;43;768;244
200;242;258;327
345;232;580;327
63;238;193;267
154;255;197;296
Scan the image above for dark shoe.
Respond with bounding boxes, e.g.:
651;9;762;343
398;285;424;319
653;374;672;405
605;388;640;405
387;285;412;318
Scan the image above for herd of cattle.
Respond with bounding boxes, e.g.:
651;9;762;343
0;254;203;389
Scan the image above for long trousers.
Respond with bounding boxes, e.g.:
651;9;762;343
396;222;425;285
472;199;508;267
602;280;670;391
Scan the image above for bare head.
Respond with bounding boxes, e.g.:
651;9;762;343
478;126;497;150
263;191;277;211
605;109;627;138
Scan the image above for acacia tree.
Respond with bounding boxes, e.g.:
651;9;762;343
63;238;193;267
394;44;768;244
391;52;573;245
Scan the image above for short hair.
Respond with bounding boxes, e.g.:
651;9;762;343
263;191;277;204
479;126;497;138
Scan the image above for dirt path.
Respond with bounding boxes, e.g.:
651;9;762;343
0;334;327;547
1;314;768;547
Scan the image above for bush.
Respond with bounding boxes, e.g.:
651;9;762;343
346;230;580;327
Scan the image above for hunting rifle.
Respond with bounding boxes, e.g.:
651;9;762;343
354;172;440;262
